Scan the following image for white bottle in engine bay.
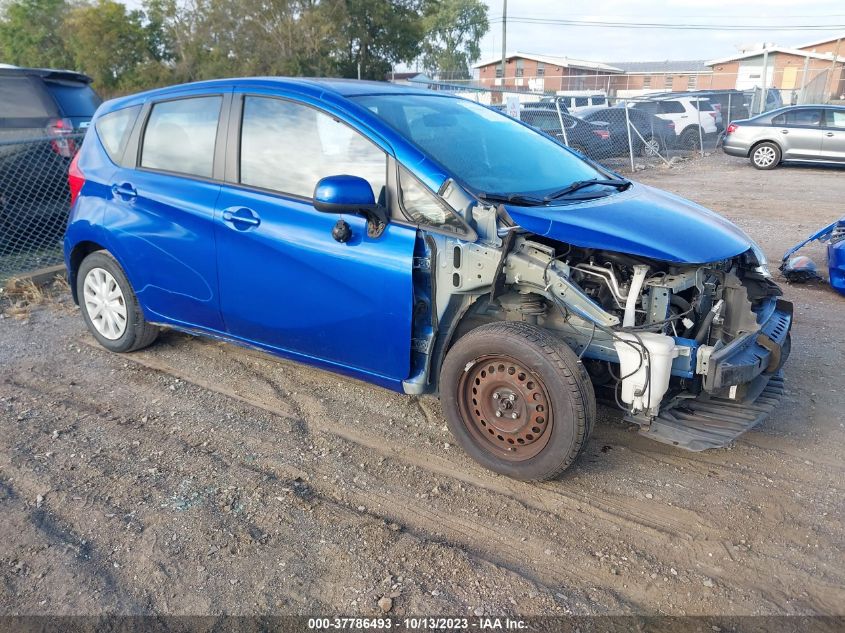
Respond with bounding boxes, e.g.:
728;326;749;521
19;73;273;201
613;332;679;417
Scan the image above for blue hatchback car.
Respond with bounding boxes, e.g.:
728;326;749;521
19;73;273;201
65;78;793;480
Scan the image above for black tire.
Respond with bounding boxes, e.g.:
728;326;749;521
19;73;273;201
439;322;595;481
679;127;702;150
76;251;159;353
750;141;781;170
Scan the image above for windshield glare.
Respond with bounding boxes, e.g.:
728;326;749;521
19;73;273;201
351;94;604;197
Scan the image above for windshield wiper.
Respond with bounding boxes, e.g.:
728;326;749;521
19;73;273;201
476;192;546;206
543;178;631;202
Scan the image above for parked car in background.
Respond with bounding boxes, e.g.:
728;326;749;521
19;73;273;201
545;94;609;114
629;96;719;148
647;89;783;122
723;105;845;169
518;108;613;157
65;78;792;481
0;66;101;254
579;105;676;156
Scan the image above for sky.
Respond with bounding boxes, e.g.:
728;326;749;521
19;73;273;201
118;0;845;65
478;0;845;63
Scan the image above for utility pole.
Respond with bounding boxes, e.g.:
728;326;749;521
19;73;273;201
500;0;507;81
828;38;842;102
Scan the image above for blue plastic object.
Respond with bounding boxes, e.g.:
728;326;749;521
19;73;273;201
781;217;845;296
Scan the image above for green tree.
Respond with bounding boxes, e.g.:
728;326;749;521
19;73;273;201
64;0;153;92
0;0;74;68
327;0;425;80
421;0;488;78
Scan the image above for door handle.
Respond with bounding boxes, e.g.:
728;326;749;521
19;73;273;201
780;129;789;134
826;132;835;137
222;207;261;229
112;183;137;200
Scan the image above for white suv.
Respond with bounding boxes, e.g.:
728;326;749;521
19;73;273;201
631;97;719;148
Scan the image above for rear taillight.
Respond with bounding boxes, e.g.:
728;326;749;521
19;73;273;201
68;152;85;207
47;117;77;158
726;123;738;135
593;129;610;140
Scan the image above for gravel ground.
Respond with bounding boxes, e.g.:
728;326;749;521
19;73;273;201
1;153;844;618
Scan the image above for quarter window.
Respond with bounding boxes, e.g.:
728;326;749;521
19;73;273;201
398;166;464;233
141;96;221;178
239;96;387;201
96;105;141;163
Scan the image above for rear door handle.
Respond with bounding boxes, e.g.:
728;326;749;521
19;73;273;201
825;132;835;137
780;129;789;134
112;183;137;200
222;207;261;229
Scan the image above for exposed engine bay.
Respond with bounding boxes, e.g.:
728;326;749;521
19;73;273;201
408;199;793;450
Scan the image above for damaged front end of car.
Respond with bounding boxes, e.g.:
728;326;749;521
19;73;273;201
411;181;793;452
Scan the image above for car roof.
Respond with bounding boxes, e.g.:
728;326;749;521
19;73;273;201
0;66;93;84
99;76;444;115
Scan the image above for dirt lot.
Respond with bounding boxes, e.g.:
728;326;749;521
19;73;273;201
1;153;844;619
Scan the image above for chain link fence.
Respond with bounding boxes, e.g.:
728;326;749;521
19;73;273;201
0;133;82;281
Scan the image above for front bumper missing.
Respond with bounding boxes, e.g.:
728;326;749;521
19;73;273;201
627;299;793;451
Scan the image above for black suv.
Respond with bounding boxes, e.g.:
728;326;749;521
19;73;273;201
0;67;101;257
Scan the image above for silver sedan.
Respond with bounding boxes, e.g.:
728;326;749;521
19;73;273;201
722;105;845;169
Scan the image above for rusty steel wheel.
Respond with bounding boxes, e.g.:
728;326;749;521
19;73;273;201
440;321;595;481
458;355;553;461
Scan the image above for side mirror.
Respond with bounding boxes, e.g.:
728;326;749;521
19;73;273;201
313;175;388;238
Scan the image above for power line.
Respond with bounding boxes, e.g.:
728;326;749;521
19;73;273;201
486;16;845;31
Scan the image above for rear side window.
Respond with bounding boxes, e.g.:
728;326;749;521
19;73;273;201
141;96;222;178
574;97;588;107
592;96;606;106
239;96;386;200
658;101;685;114
772;109;822;126
0;76;52;118
96;105;141;163
44;80;101;117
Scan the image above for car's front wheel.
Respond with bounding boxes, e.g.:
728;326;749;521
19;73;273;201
439;322;595;481
76;251;159;353
750;142;781;169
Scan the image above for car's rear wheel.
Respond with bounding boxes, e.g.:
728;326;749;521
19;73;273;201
77;251;159;353
439;322;594;481
750;142;781;170
680;127;702;150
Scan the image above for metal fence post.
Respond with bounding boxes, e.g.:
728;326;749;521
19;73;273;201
623;100;635;172
554;99;569;146
696;95;704;158
727;92;732;126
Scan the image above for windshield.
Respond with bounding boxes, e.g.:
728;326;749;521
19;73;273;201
351;94;604;197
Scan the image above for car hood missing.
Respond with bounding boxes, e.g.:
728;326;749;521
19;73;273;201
503;183;752;264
